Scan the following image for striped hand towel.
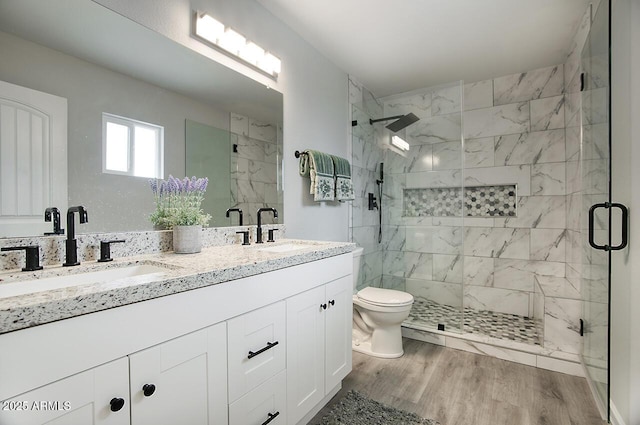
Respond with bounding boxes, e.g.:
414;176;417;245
330;155;354;201
299;150;335;201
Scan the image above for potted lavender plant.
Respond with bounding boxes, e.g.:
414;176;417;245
149;175;211;253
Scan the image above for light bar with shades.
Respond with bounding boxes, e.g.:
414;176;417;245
391;135;410;151
194;11;282;79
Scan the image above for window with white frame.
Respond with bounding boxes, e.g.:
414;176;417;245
102;113;164;179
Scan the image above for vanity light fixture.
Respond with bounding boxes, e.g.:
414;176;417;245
194;11;282;79
391;135;410;151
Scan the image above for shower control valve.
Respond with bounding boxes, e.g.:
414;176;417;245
368;193;378;210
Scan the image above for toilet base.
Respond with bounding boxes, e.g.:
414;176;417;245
352;341;404;359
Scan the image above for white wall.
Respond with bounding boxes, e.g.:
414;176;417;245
610;0;640;423
93;0;350;241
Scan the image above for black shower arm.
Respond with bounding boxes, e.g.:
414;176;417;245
369;115;404;125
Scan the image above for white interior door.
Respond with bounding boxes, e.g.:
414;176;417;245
0;79;67;237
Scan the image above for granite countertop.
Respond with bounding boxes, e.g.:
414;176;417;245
0;239;355;334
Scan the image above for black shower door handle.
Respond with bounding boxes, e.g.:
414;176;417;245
589;202;628;251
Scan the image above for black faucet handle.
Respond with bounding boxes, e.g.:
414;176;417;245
235;231;250;246
98;240;126;262
1;246;43;272
267;228;278;243
44;207;64;235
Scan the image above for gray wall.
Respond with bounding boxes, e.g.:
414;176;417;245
0;30;230;233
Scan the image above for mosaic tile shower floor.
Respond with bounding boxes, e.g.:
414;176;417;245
404;298;541;346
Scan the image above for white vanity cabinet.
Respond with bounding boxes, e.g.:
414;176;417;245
128;323;228;425
285;275;352;425
0;251;352;425
0;358;130;425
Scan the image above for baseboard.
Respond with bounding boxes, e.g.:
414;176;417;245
610;399;626;425
295;383;341;425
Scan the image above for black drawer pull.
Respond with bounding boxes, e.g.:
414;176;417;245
320;303;327;310
248;341;279;359
142;383;156;397
261;411;280;425
328;300;335;306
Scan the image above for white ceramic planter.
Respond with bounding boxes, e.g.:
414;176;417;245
173;225;202;254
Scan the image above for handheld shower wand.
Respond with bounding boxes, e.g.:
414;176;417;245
376;163;384;243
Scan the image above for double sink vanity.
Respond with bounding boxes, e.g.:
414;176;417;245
0;234;355;425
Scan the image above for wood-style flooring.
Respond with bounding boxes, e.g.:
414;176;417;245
309;338;606;425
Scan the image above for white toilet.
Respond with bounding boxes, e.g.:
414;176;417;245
351;247;414;358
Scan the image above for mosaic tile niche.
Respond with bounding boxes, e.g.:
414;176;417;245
403;184;517;217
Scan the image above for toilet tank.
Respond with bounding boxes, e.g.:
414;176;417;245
352;247;364;292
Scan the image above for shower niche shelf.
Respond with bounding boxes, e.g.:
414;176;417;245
403;184;517;218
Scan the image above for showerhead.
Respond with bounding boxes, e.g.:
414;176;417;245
385;113;419;132
369;113;420;132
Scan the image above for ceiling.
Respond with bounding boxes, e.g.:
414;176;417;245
258;0;592;97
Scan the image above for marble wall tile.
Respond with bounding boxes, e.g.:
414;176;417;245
461;217;495;227
464;227;530;259
530;229;566;262
383;92;432;119
406;252;434;280
264;141;278;164
433;226;463;255
230;112;249;135
249;118;277;143
445;337;537;367
352;106;374;141
564;91;581;128
463;102;529;139
544;297;581;354
264;183;279;204
382;250;406;277
383;225;406;251
582;159;608;195
464;80;493;111
386;144;433;174
565;126;581;162
432;85;462;116
405;226;433;253
494;129;565;166
493;259;565;292
464;165;531;196
408;113;462;144
583;124;609;160
464;137;495;168
361;251;383;285
406;279;463;307
235;135;266;162
381;275;406;291
463;256;494;287
565;160;581;195
530;95;565;131
464;285;530;316
405;169;462;189
352;225;379;254
432;141;462;170
248;160;277;184
363;88;384;119
496;196;565;229
531;163;566;196
493;65;564;105
536;356;584;377
432;254;463;283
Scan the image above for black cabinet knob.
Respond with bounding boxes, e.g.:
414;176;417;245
320;303;327;310
329;300;335;306
110;397;125;412
142;383;156;397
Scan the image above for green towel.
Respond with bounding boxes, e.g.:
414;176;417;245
299;150;335;201
330;155;354;201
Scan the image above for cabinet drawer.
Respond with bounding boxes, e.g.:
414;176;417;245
227;301;285;403
229;370;286;425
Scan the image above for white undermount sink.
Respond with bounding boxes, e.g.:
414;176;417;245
0;264;168;298
258;243;315;253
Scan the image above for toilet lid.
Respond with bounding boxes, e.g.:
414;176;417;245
356;287;414;306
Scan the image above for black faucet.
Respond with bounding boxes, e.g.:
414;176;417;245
256;208;278;244
226;208;243;226
44;207;64;235
63;206;88;267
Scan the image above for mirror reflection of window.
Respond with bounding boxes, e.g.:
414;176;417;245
102;113;164;179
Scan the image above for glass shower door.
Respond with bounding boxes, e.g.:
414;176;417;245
580;1;615;417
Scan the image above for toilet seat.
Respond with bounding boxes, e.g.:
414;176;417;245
356;287;414;307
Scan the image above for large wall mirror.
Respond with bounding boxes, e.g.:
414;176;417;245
0;0;283;237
